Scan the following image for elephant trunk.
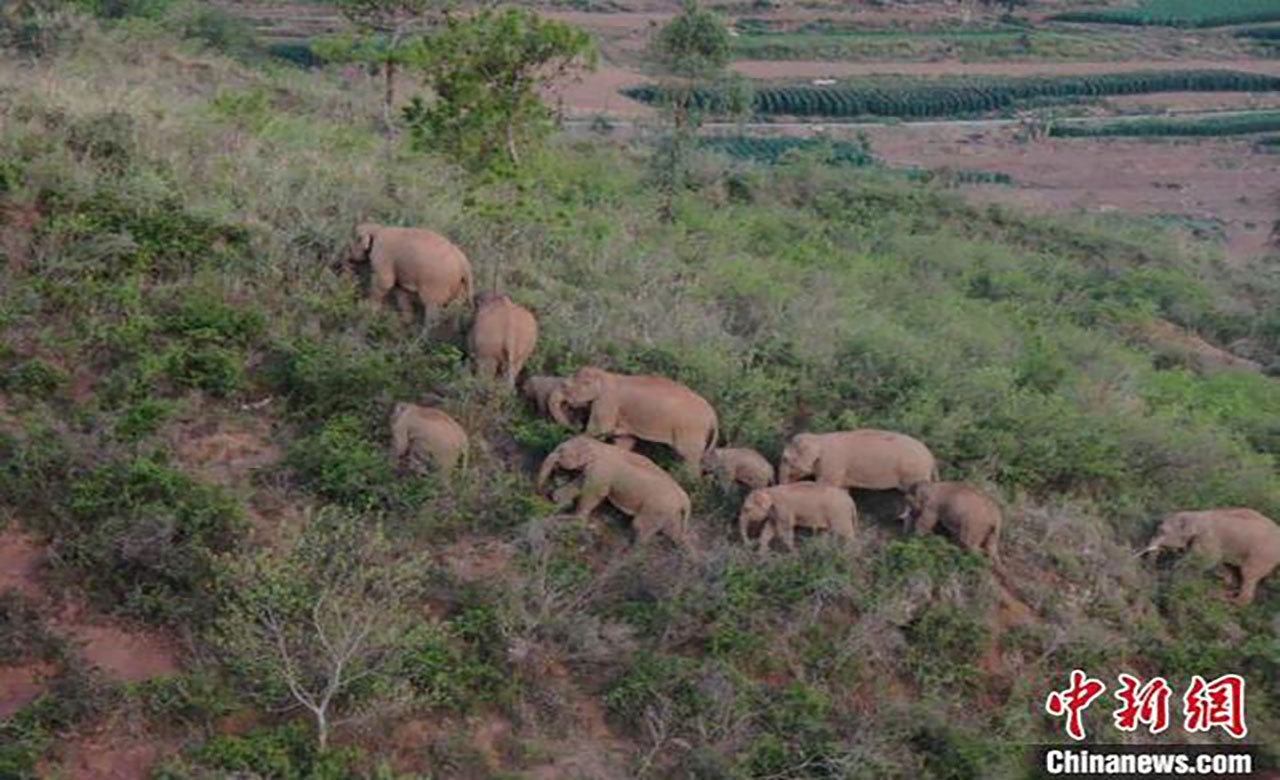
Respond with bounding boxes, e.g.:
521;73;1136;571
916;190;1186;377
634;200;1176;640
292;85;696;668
536;450;562;493
738;511;751;545
778;463;796;484
548;387;574;428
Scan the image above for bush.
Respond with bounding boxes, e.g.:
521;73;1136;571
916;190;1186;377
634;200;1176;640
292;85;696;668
181;722;362;780
284;414;434;512
56;455;245;623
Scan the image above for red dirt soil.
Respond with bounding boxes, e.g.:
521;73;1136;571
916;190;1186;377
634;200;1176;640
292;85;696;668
0;662;55;719
43;722;180;780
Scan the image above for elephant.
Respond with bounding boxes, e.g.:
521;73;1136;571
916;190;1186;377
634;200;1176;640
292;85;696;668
557;366;718;473
704;447;774;491
521;375;575;425
347;223;473;314
737;483;857;553
469;292;538;388
778;429;937;491
536;436;693;552
390;402;469;473
1138;508;1280;605
901;481;1002;564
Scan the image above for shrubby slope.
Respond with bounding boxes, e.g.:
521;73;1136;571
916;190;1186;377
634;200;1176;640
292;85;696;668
1;16;1278;779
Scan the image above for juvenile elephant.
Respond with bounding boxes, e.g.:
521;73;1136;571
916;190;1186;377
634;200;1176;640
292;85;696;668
522;375;574;425
558;366;718;472
778;429;937;491
902;481;1002;564
348;223;474;314
537;436;693;551
390;402;469;473
1139;508;1280;605
469;292;538;388
704;447;774;491
738;483;857;553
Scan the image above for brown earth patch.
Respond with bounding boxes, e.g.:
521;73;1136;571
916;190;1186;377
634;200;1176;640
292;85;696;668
0;529;47;598
57;620;180;683
1136;318;1263;373
43;720;179;780
172;415;280;486
0;662;56;719
441;537;516;584
0;202;40;272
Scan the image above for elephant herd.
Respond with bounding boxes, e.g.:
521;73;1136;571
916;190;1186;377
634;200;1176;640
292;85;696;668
359;223;1280;606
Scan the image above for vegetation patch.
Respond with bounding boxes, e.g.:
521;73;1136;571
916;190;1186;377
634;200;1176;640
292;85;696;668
1050;0;1280;27
1051;110;1280;138
624;70;1280;120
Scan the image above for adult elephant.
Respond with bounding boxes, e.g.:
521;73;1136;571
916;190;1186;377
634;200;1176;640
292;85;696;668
557;366;718;473
537;436;694;552
347;222;473;314
778;429;937;491
1138;508;1280;605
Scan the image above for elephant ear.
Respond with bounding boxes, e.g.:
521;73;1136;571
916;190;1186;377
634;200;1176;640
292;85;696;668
355;223;377;256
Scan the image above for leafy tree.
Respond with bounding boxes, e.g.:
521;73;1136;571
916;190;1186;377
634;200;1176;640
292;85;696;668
402;7;595;172
315;0;453;135
650;0;747;219
213;507;424;753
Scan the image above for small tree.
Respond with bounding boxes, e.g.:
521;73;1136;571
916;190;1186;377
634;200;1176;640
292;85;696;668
402;7;595;172
650;0;744;220
316;0;452;135
214;507;422;753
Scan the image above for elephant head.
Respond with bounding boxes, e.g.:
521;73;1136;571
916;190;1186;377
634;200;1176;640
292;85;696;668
738;489;774;544
900;481;931;524
778;434;821;484
1139;514;1201;556
561;366;608;407
536;436;598;493
347;222;378;265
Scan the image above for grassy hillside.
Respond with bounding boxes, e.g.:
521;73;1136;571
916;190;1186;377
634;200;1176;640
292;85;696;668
2;13;1279;779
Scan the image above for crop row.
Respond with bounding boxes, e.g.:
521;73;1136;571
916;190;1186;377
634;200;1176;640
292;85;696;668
1049;111;1280;138
1049;0;1280;27
699;136;875;166
1234;26;1280;39
623;70;1280;120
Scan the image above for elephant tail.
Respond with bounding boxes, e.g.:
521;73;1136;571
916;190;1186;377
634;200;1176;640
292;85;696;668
930;462;940;483
705;416;720;458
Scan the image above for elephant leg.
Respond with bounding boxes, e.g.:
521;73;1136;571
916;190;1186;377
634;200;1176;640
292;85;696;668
394;288;416;321
1235;563;1264;605
476;355;500;381
572;478;609;520
632;511;662;546
551;481;581;508
370;269;395;306
757;520;776;555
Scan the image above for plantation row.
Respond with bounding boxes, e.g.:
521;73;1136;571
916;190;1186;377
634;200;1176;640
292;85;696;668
699;135;875;166
1235;26;1280;40
1050;0;1280;27
697;136;1014;185
1050;111;1280;138
624;70;1280;121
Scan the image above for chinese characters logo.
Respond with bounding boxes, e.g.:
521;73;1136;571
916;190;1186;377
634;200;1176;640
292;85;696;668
1046;670;1246;740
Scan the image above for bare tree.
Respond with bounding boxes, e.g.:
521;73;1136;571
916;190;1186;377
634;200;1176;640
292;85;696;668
216;507;422;752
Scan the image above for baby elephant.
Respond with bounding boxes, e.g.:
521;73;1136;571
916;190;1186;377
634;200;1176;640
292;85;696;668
704;447;774;491
390;402;469;473
469;292;538;388
738;483;857;553
537;436;693;552
902;481;1002;564
348;223;474;314
1139;508;1280;605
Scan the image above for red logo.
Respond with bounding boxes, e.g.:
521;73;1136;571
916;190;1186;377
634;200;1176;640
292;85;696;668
1183;674;1247;739
1045;669;1108;741
1113;674;1172;735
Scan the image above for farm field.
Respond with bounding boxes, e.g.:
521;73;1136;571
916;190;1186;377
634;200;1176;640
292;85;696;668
3;1;1280;778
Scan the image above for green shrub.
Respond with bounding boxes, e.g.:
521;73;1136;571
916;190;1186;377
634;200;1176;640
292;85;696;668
0;591;63;664
186;722;361;780
1051;0;1280;27
2;359;66;397
57;455;245;623
284;414;434;512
